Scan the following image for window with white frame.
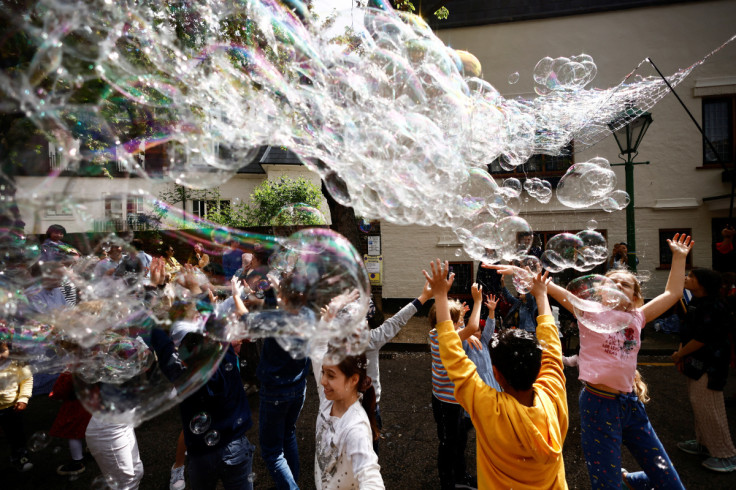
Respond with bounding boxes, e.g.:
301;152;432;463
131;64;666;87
192;199;230;219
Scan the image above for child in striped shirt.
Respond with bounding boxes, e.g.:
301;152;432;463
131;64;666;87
428;299;481;490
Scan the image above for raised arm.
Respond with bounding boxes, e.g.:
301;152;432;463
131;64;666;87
369;281;432;350
641;234;693;323
484;263;574;313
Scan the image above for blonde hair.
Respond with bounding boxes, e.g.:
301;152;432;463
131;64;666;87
605;269;644;308
633;370;650;403
428;300;463;328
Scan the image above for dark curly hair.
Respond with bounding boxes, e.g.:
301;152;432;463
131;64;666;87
489;328;543;391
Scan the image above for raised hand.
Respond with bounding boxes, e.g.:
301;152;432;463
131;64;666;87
529;270;551;299
482;263;524;276
418;281;433;304
484;293;498;312
471;283;482;302
422;259;454;296
667;233;694;258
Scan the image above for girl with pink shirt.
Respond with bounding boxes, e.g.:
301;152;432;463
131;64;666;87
490;233;693;490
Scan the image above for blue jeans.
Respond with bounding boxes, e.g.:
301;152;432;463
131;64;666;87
579;386;684;490
259;389;305;490
188;435;255;490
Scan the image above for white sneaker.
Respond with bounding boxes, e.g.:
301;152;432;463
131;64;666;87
170;464;186;490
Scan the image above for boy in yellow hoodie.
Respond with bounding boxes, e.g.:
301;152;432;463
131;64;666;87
424;259;568;489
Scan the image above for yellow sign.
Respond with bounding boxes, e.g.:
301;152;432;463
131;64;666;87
363;254;383;286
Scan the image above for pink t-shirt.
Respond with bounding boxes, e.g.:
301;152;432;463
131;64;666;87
577;309;645;393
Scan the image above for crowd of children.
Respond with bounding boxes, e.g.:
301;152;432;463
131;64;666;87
5;228;736;490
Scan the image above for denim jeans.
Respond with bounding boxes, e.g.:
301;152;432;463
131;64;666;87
188;435;255;490
259;389;305;490
579;386;684;490
431;395;468;490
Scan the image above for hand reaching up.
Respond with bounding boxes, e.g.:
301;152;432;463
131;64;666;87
422;259;454;297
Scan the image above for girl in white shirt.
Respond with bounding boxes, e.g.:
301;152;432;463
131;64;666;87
313;351;384;489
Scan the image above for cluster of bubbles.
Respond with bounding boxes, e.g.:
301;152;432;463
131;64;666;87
1;1;731;267
0;191;369;425
540;229;609;273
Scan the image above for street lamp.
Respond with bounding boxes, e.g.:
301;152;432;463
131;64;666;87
608;108;653;271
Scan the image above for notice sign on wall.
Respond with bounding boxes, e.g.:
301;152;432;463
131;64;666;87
363;254;383;285
367;236;381;255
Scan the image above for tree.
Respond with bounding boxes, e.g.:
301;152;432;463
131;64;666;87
246;176;324;226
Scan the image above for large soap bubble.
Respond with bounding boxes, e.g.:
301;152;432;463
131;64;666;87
541;229;608;272
566;275;633;333
1;190;368;425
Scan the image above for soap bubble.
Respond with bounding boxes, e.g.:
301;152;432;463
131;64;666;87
91;475;120;490
273;204;327;226
566;274;634;333
511;255;542;294
508;72;520;84
204;430;221;446
523;178;553;204
190;413;212;435
27;431;51;452
556;158;617;209
586;219;598;230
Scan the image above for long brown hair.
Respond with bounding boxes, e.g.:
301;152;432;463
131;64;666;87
336;353;379;441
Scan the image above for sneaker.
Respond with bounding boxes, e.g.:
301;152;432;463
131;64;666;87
57;460;85;476
170;464;186;490
13;456;33;472
702;456;736;473
455;474;477;490
677;439;710;456
621;468;634;490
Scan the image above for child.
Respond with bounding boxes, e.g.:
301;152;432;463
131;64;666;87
491;233;692;489
672;267;736;473
464;285;502;391
426;259;568;489
49;371;92;476
312;349;384;489
0;340;34;472
428;293;482;490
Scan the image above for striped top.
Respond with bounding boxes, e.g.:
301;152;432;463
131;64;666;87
429;329;458;404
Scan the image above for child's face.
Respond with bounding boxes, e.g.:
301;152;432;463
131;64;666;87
320;364;358;402
0;344;9;361
683;271;700;292
608;272;637;308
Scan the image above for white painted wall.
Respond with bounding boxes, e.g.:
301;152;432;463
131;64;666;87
382;0;736;299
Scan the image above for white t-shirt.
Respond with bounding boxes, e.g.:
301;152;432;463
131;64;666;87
312;348;384;490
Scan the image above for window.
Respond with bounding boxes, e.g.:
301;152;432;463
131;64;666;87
104;195;124;220
192;200;231;219
488;143;574;185
658;228;693;269
703;96;735;165
448;261;474;300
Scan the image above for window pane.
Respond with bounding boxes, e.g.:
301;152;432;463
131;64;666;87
703;98;733;163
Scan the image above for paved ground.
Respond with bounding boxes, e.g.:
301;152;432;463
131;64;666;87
5;341;736;489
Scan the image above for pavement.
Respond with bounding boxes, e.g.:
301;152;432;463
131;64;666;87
4;318;736;489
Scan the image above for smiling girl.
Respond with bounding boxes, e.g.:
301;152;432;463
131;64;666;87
313;351;384;490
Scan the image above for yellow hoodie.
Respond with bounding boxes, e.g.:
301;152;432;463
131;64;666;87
437;314;568;489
